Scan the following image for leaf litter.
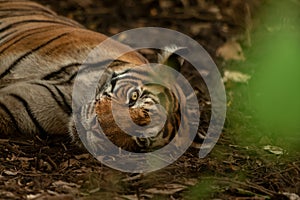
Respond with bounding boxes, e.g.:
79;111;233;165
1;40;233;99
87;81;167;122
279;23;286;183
1;0;299;199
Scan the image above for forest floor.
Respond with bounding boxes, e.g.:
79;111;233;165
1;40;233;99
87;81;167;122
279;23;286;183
0;0;299;199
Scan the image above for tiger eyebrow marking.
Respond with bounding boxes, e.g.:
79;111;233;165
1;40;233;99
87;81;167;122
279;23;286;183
124;67;151;77
110;74;118;93
8;93;48;139
0;32;70;79
109;69;132;92
0;101;22;133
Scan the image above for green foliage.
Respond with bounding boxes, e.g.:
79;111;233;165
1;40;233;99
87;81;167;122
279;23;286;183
249;0;300;147
184;179;217;200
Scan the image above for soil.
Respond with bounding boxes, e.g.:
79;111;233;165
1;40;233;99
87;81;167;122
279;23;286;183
0;0;299;199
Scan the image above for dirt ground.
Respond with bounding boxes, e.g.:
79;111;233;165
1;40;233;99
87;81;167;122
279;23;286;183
0;0;299;199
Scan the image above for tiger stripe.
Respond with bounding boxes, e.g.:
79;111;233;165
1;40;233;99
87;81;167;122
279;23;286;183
0;26;63;53
8;93;48;138
0;102;20;133
0;0;204;153
41;63;82;81
0;1;108;140
0;32;70;79
33;82;72;115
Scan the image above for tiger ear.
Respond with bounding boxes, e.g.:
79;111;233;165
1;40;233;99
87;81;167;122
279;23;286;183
157;45;188;72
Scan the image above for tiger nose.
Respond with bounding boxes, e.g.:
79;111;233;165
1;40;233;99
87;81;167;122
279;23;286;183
135;137;151;148
129;107;151;126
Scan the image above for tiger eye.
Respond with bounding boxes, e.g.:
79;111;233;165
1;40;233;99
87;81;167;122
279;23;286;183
131;91;138;101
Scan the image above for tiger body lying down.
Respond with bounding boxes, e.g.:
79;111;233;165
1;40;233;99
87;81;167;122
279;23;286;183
0;1;202;152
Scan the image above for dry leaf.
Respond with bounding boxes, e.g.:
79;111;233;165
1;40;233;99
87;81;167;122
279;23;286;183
263;145;284;155
183;178;198;186
52;180;80;188
216;40;245;61
145;184;186;195
3;170;18;176
159;0;175;9
281;192;300;200
26;193;43;199
60;159;80;169
120;195;139;200
88;187;100;194
74;154;90;160
37;194;75;200
223;70;251;83
190;23;211;35
0;190;15;198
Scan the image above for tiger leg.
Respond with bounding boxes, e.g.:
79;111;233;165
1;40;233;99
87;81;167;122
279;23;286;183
0;81;72;141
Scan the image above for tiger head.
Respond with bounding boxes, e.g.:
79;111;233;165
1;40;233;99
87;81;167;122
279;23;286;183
73;47;195;153
95;68;180;152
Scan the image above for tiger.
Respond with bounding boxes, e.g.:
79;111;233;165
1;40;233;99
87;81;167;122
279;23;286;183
0;0;206;153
